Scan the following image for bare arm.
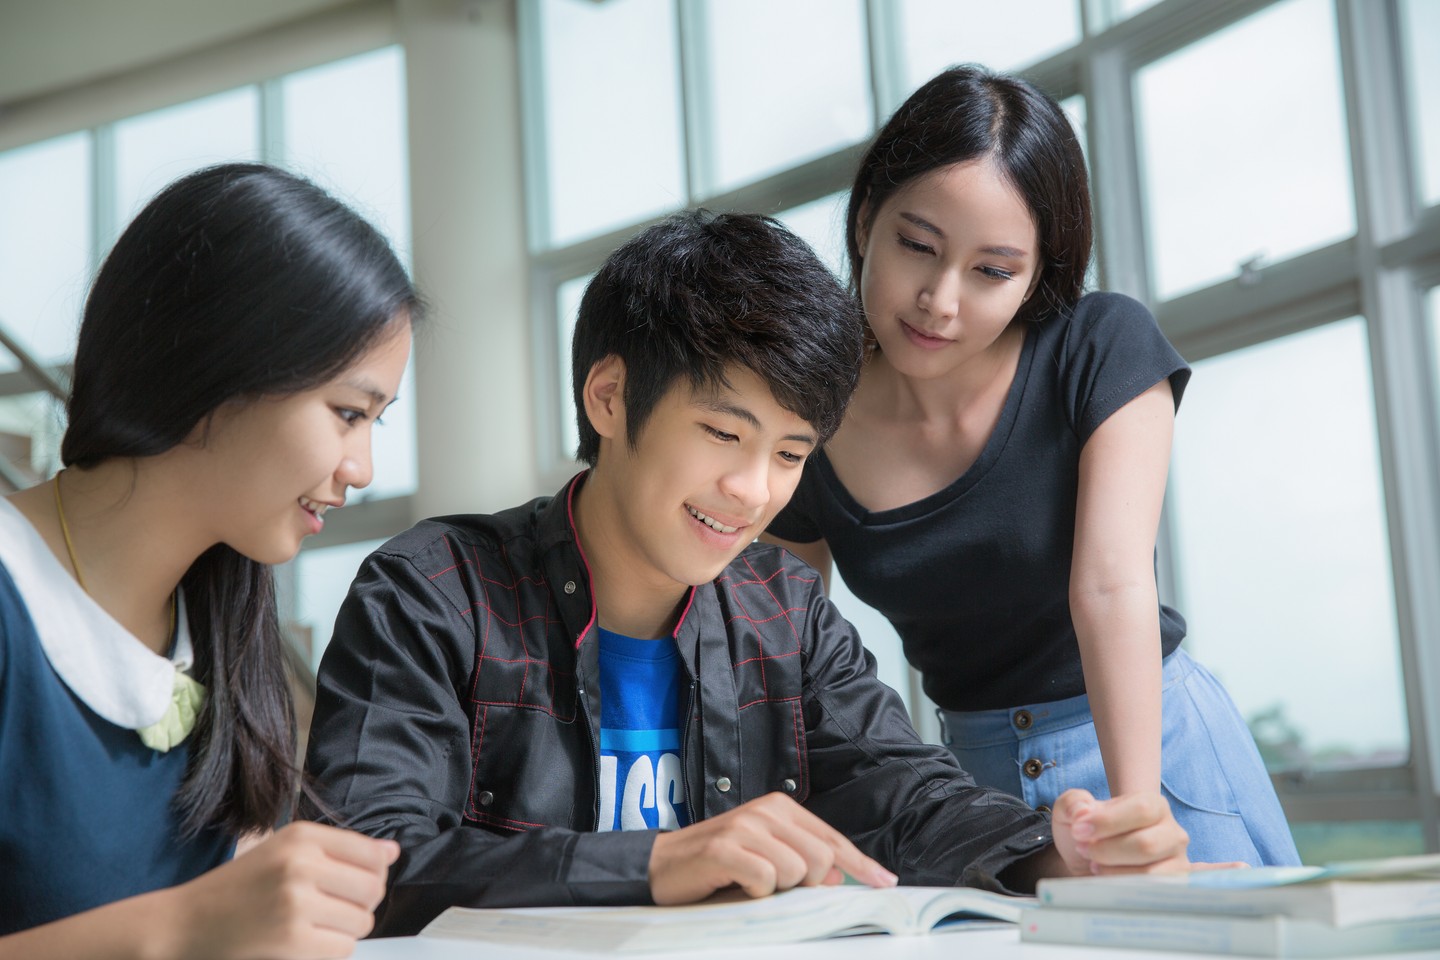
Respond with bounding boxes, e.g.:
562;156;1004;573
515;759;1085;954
758;533;834;595
1070;379;1175;798
0;822;398;960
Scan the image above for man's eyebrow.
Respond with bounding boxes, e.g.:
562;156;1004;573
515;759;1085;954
697;398;818;446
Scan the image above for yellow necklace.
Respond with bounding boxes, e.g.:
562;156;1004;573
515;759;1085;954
52;471;177;643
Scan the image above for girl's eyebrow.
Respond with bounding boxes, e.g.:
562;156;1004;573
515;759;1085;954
898;212;1031;259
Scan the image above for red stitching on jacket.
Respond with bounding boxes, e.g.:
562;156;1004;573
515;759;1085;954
738;694;801;709
733;650;801;667
744;555;799;644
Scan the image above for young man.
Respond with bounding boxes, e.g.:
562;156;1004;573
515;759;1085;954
303;211;1191;936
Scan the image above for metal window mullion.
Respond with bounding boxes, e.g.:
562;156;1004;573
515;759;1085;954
259;77;285;166
90;123;117;271
863;0;903;124
1083;48;1150;303
675;0;711;203
1338;0;1440;848
517;0;553;253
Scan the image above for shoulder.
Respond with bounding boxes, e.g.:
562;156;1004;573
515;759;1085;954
1061;291;1157;338
714;542;824;611
365;497;551;575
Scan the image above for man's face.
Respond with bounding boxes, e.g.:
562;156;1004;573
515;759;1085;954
592;364;819;603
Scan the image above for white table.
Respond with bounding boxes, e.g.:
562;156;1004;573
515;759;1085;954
352;925;1440;959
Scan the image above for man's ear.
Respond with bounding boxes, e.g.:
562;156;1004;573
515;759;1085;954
582;354;626;442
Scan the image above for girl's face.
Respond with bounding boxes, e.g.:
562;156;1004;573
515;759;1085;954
192;318;412;565
857;157;1040;380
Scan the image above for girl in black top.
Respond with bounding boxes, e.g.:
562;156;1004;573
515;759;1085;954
765;66;1298;866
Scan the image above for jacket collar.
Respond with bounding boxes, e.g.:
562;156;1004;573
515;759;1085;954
536;471;699;649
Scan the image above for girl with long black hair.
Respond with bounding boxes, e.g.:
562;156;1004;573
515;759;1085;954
0;163;419;958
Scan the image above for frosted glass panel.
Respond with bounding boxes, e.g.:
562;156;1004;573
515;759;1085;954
114;86;259;234
895;0;1080;105
775;192;849;282
556;274;593;463
0;133;91;371
1169;319;1405;772
1136;0;1354;300
282;46;410;263
536;0;685;246
696;0;871;195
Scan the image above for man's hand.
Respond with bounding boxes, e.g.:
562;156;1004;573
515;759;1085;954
648;792;897;904
1050;788;1190;876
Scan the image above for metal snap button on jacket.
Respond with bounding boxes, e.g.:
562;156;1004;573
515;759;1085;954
1013;709;1034;730
1023;758;1044;779
715;777;732;793
563;580;576;594
478;790;494;806
1036;804;1051;814
782;778;797;793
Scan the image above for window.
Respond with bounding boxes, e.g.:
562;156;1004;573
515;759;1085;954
530;0;685;248
895;0;1081;102
1169;319;1406;774
554;273;593;463
1135;0;1354;301
113;87;260;235
692;0;871;196
775;191;850;281
0;134;91;372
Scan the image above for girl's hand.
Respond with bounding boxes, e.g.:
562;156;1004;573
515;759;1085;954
166;821;399;960
1050;788;1190;876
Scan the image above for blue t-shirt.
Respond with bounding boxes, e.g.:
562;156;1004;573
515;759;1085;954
595;627;691;832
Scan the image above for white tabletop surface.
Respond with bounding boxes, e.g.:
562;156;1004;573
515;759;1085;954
352;925;1440;959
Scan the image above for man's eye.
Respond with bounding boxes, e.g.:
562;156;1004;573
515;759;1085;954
703;424;738;442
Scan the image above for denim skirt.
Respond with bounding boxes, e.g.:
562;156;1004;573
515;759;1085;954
938;648;1300;866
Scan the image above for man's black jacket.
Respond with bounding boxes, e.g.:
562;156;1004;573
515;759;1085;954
303;476;1053;935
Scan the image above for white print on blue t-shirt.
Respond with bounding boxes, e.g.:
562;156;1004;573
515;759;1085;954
595;627;692;832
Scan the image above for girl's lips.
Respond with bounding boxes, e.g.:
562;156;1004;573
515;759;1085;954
900;320;952;350
299;500;325;534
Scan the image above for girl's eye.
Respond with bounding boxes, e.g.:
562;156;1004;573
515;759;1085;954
897;234;934;255
979;265;1016;281
703;424;738;442
779;451;806;465
336;408;366;426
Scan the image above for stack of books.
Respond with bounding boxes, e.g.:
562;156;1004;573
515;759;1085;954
1021;853;1440;957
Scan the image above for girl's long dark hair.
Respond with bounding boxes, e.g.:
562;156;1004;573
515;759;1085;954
62;163;421;837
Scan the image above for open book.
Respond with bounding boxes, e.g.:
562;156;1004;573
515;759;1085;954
1034;853;1440;927
421;885;1031;952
